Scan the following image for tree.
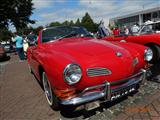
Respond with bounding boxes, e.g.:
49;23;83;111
49;21;61;27
75;18;81;26
0;0;35;30
69;20;74;26
0;28;12;42
81;12;97;32
62;20;70;26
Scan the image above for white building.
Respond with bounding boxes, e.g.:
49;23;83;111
109;6;160;29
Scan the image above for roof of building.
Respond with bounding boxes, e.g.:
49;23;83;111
110;6;160;21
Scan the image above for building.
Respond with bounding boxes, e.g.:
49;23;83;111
109;6;160;29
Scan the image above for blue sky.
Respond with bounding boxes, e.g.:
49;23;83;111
31;0;160;27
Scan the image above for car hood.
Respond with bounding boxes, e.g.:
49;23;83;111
41;38;145;90
45;38;130;60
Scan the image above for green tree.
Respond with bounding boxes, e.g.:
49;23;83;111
69;20;74;26
49;21;61;27
81;12;97;32
0;0;35;30
75;18;81;26
0;28;12;41
62;20;70;26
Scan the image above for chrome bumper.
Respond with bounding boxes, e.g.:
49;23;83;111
60;69;146;106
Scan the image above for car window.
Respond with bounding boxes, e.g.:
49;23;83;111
42;26;92;43
140;25;153;34
153;23;160;32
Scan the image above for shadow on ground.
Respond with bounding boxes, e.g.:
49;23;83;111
59;91;138;118
0;56;10;62
148;63;160;83
31;63;160;119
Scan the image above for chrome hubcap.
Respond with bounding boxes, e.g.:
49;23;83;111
42;72;53;106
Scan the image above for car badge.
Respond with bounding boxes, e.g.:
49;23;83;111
116;52;122;57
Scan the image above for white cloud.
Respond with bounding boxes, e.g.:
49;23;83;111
32;0;66;9
32;0;54;9
34;0;160;27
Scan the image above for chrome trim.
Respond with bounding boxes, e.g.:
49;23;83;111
63;63;82;85
60;69;146;105
144;48;153;62
87;68;112;77
116;52;122;57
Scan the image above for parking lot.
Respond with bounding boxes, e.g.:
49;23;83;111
0;54;160;120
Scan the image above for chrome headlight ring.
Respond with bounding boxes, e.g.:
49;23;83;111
63;63;82;85
144;48;153;62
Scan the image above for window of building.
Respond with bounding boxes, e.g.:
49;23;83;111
152;12;158;18
143;13;151;22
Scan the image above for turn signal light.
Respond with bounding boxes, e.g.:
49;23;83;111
53;88;76;100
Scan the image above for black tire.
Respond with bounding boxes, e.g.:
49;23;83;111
149;45;160;64
42;72;60;110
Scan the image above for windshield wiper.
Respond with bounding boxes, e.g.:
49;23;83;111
56;31;77;41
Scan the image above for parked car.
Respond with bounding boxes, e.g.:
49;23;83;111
27;26;152;111
1;42;16;53
101;23;160;63
0;43;7;61
137;20;160;35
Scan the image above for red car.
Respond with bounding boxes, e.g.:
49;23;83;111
102;23;160;63
27;26;152;111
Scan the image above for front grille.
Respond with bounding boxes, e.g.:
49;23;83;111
87;68;112;77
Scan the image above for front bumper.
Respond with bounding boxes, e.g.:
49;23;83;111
60;69;146;106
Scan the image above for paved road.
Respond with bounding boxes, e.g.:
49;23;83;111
0;55;160;120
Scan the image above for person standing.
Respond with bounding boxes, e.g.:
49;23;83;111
112;27;120;36
14;33;25;61
124;26;129;35
131;23;140;34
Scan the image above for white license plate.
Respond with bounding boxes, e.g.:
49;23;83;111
111;87;136;101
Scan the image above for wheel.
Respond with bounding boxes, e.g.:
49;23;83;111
150;45;160;64
42;72;59;110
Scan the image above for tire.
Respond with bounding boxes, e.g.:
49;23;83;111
42;72;59;110
149;45;160;64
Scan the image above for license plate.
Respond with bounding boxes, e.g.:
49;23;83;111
110;86;136;101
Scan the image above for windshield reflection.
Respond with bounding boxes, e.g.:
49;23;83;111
42;26;93;43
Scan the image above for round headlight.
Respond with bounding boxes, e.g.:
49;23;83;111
144;48;153;61
63;64;82;85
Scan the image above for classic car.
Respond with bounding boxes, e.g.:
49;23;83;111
137;20;160;35
101;22;160;63
1;42;16;53
27;26;152;111
0;43;7;61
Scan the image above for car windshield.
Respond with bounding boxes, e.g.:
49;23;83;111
139;22;160;34
42;26;93;43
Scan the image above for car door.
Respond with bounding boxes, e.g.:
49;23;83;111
30;45;40;78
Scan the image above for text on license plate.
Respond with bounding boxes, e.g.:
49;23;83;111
111;87;136;101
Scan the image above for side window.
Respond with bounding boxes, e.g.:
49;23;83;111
141;25;153;34
155;23;160;31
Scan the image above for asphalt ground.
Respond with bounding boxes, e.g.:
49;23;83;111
0;54;160;120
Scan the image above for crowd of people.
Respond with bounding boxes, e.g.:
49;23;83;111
112;23;140;36
97;20;140;37
11;32;37;61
